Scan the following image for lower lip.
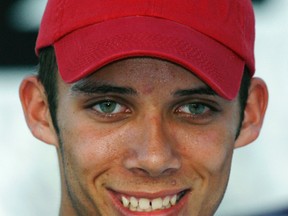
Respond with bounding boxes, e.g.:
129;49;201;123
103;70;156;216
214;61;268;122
107;190;189;216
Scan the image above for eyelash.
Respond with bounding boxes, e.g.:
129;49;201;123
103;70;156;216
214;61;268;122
87;98;220;123
87;98;131;121
174;101;220;121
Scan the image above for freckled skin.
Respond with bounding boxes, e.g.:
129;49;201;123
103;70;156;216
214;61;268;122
55;57;241;216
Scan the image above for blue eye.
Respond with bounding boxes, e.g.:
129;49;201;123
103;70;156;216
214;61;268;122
178;103;208;115
93;101;125;114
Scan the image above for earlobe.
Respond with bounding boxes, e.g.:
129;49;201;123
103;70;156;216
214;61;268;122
235;77;269;148
19;76;58;146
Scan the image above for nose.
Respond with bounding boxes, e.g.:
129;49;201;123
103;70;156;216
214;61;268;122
124;116;181;177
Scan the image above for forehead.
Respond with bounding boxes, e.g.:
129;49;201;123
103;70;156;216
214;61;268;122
64;57;209;92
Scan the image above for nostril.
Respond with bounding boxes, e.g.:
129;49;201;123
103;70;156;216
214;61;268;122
161;167;180;176
128;167;151;176
128;167;179;177
123;145;181;177
126;157;181;177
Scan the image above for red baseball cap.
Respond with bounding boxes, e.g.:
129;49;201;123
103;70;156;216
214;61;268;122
36;0;255;100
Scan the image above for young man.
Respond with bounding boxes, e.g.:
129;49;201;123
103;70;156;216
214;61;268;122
19;0;268;215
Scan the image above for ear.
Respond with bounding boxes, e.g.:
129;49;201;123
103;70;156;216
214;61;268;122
235;77;268;148
19;76;58;146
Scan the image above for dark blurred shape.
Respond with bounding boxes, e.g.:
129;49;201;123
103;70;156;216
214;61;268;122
255;207;288;216
0;0;38;66
252;0;268;5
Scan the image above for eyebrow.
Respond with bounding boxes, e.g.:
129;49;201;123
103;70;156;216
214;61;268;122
173;86;217;97
70;78;217;97
70;80;137;96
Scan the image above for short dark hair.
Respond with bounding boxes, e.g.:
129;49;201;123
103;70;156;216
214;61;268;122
37;47;251;138
37;46;59;134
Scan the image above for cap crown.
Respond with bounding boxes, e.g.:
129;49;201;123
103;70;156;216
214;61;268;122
37;0;255;73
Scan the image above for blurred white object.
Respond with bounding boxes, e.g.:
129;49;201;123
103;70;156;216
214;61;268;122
8;0;47;32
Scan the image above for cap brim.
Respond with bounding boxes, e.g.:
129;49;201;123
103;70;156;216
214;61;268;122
54;16;244;100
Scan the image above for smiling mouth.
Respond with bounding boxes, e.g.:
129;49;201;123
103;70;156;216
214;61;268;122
120;190;188;212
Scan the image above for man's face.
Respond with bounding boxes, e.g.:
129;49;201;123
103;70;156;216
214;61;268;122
55;57;240;216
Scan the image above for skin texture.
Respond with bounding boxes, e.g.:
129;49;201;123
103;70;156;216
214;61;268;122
19;57;268;216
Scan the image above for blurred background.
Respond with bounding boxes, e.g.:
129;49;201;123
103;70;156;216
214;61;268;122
0;0;287;215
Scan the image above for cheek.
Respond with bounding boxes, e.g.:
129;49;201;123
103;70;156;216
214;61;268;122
177;124;235;174
58;117;127;178
202;132;234;172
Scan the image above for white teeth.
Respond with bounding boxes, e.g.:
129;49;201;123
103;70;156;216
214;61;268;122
151;197;162;210
171;195;177;205
121;193;183;212
130;197;138;208
129;206;136;211
122;196;129;207
139;198;150;210
163;196;170;206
